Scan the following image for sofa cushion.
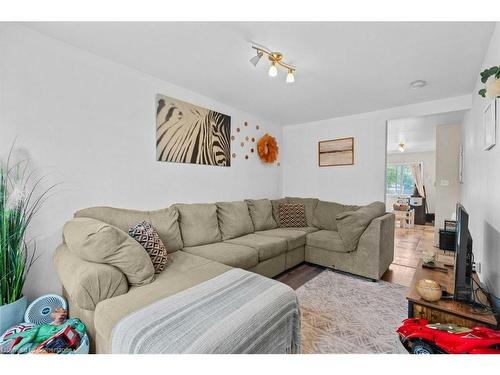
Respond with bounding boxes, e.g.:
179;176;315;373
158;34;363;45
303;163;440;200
285;197;319;226
245;199;277;231
74;206;149;235
336;201;386;252
148;207;183;252
283;226;319;234
312;200;347;231
182;242;258;269
270;198;288;227
64;218;155;286
174;203;221;247
225;233;287;261
94;251;232;353
255;228;306;250
216;201;254;240
279;203;307;228
74;206;183;252
128;221;168;274
306;230;348;253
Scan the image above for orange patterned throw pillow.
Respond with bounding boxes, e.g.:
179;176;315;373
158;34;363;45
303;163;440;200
129;221;168;274
278;203;307;228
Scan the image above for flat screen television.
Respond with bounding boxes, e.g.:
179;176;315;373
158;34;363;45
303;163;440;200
453;203;473;302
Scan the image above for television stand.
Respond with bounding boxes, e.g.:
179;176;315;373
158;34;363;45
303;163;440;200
406;261;498;329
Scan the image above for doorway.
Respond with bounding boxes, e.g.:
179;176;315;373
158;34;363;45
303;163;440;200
382;110;466;286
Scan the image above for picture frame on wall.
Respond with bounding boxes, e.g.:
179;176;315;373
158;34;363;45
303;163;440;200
318;137;354;167
483;99;497;150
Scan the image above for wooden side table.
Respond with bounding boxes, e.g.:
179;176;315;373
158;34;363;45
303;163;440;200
406;261;498;329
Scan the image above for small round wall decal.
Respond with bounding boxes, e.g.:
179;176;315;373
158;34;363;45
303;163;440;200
240;142;244;147
245;155;249;159
237;128;240;132
231;135;235;141
245;122;248;126
245;136;249;141
277;162;281;166
232;153;236;158
251;137;255;142
251;148;254;153
256;125;260;130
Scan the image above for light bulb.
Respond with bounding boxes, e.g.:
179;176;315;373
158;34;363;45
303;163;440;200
268;63;278;77
286;70;295;83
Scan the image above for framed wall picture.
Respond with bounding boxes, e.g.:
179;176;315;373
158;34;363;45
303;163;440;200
318;137;354;167
156;94;231;166
483;99;496;150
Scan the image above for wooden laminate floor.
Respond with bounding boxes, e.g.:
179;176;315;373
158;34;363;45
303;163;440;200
277;224;449;289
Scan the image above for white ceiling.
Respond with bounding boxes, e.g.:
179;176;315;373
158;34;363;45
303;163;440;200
387;110;466;154
23;22;494;125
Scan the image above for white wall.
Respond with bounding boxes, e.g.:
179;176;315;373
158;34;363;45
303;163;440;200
461;23;500;304
386;151;436;213
434;124;462;234
282;96;472;205
0;24;283;300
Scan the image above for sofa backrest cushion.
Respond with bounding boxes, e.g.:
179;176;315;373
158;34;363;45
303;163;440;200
285;197;319;226
174;203;221;247
336;201;386;252
216;201;255;240
312;200;347;231
63;218;155;286
245;199;277;231
74;206;183;253
148;207;183;252
270;198;288;227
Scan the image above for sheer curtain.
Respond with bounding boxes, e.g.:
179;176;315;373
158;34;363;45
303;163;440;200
411;163;425;197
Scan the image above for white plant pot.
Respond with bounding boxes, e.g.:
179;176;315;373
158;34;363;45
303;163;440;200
486;76;500;98
0;296;28;335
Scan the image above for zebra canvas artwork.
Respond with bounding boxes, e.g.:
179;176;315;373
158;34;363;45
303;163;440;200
156;94;231;166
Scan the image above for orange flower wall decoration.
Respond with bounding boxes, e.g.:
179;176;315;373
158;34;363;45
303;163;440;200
257;133;279;163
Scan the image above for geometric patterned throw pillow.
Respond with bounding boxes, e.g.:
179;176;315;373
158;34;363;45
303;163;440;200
278;203;307;228
128;221;168;274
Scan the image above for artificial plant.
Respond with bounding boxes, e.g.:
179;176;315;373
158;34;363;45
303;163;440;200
0;145;56;306
478;65;500;98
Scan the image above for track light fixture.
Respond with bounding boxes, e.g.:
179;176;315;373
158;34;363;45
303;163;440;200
249;51;263;66
250;46;296;83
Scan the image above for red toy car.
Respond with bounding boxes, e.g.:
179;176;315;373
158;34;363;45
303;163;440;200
397;318;500;354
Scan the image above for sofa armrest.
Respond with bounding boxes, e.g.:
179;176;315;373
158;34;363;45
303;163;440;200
356;213;395;279
53;244;129;311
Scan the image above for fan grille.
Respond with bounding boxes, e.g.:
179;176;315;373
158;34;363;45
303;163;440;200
25;294;67;325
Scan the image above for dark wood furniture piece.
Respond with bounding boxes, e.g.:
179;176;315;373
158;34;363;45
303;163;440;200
410;197;426;225
407;260;498;329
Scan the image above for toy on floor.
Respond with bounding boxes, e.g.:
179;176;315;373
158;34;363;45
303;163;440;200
1;307;86;354
397;318;500;354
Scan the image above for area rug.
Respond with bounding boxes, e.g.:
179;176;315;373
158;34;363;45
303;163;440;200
296;270;408;354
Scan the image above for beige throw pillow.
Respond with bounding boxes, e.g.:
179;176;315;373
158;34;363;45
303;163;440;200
64;218;155;286
336;201;386;252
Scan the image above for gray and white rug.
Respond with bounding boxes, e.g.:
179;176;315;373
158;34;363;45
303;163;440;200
296;270;408;354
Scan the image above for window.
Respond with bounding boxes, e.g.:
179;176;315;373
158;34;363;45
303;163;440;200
386;163;419;196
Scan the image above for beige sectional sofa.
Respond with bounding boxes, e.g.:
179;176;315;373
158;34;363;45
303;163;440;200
54;197;394;353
